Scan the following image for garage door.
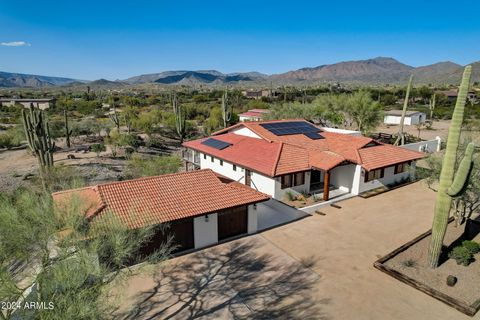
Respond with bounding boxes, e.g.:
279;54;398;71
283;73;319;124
218;206;248;241
140;218;194;256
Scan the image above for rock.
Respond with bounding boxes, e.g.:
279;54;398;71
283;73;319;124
446;275;457;287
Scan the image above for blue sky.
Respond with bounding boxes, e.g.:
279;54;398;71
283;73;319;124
0;0;479;80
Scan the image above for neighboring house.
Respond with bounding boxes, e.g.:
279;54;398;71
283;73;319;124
183;120;424;201
241;89;276;99
436;90;477;104
0;98;56;110
239;109;270;122
52;169;269;255
384;110;426;126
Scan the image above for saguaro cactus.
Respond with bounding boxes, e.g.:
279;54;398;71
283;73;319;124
221;90;231;128
22;104;55;175
172;93;186;143
394;74;413;146
427;66;475;268
110;107;121;131
429;93;436;121
64;109;72;148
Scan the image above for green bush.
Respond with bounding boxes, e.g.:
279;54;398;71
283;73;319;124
91;143;106;156
449;246;474;266
285;191;295;201
462;240;480;255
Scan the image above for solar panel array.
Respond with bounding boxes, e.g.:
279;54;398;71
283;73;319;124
260;121;324;139
303;132;324;140
201;138;232;150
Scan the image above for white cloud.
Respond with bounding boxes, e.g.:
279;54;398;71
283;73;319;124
1;41;31;47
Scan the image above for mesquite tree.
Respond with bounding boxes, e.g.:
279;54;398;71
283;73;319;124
22;104;55;176
428;66;476;268
172;92;186;143
394;75;413;146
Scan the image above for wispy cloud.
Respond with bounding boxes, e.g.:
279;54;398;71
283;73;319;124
1;41;31;47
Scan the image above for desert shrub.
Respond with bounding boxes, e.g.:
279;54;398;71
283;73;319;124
124;154;181;179
446;275;457;287
91;143;106;156
449;246;474;266
462;240;480;255
401;259;417;268
0;126;24;149
285;191;295;201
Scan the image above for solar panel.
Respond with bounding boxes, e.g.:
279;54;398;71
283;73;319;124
304;132;324;140
201;138;231;150
260;121;321;136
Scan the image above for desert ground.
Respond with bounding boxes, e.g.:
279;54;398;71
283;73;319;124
376;119;451;141
113;181;479;320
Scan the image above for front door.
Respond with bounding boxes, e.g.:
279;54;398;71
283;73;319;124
218;206;248;240
245;169;252;187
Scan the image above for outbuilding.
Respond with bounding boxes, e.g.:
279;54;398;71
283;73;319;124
52;169;270;255
384;110;426;126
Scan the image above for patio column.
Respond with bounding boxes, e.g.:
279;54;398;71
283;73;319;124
323;170;330;201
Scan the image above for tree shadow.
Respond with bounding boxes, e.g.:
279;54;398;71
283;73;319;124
116;239;329;319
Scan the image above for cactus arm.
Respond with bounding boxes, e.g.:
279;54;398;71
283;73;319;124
428;66;472;268
447;142;475;197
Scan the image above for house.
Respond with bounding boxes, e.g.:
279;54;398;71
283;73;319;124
384;110;427;126
52;169;269;255
183;120;425;201
239;109;270;122
241;89;276;100
0;98;56;110
436;90;477;104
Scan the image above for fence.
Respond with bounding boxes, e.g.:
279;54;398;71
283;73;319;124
400;136;441;153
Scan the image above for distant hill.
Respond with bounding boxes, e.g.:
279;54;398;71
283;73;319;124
2;57;479;88
270;57;479;85
0;71;80;88
124;70;268;85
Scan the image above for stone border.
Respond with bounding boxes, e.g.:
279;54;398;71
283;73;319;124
374;218;480;317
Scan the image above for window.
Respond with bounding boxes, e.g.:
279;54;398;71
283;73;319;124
281;174;293;189
365;168;384;182
294;172;305;186
220;160;223;166
203;154;206;160
395;162;409;174
211;156;214;163
233;164;237;171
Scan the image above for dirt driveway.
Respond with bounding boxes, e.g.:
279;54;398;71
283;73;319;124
115;182;479;319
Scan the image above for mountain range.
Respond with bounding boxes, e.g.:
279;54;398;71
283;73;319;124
1;57;479;88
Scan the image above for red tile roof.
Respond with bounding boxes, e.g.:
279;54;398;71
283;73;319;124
52;169;269;229
185;119;425;175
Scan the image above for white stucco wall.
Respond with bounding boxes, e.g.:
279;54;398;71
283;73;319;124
247;204;258;234
321;127;362;136
384;113;426;126
193;213;218;249
230;126;262;139
330;164;356;192
352;164;414;195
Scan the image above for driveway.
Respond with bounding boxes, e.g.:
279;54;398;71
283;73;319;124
114;181;479;320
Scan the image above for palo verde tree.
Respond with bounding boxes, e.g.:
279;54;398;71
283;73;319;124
22;104;55;177
394;74;413;146
347;90;383;134
427;66;476;268
0;186;172;320
172;92;186;143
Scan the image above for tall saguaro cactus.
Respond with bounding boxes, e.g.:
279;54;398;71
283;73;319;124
22;104;55;175
64;109;72;148
428;66;475;268
429;93;436;121
394;75;413;146
221;90;231;128
172;92;186;143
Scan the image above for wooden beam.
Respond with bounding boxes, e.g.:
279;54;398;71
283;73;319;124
323;171;330;201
